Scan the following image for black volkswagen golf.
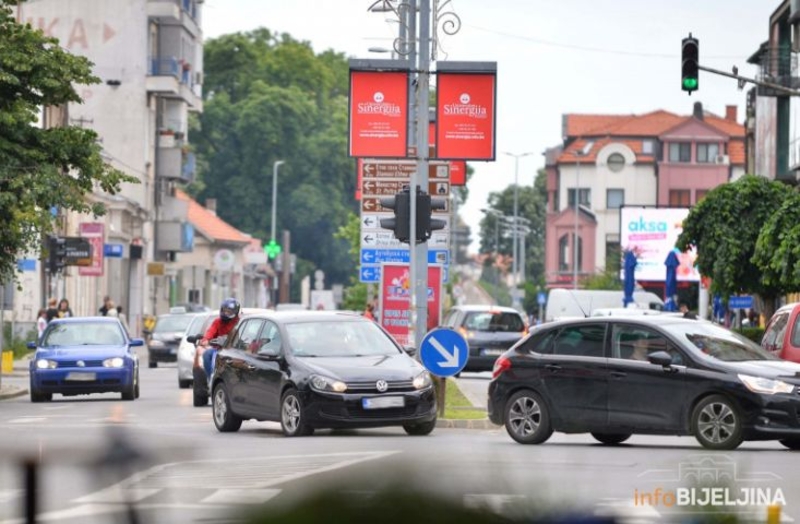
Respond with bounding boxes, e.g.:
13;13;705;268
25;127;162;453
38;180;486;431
488;316;800;450
210;311;437;436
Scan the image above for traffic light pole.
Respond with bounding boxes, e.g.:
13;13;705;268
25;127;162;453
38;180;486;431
410;0;431;349
697;64;800;97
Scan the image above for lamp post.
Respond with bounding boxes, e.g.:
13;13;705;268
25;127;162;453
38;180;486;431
504;151;533;309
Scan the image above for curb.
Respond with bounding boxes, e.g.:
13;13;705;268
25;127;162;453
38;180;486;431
0;385;27;400
436;418;501;430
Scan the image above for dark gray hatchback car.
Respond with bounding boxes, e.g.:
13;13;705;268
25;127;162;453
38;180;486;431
439;305;527;372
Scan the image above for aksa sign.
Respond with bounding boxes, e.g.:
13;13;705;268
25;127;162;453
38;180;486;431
348;65;409;158
435;62;497;161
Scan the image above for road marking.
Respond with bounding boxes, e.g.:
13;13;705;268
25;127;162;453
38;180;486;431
201;488;281;504
7;417;46;424
463;494;528;514
0;490;21;504
594;498;661;522
74;488;160;504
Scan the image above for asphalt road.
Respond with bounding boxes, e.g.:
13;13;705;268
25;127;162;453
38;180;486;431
1;356;798;524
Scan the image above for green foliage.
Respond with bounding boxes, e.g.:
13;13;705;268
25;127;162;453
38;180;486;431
734;327;764;344
582;266;623;291
0;1;138;280
753;190;800;294
3;323;34;359
675;175;792;302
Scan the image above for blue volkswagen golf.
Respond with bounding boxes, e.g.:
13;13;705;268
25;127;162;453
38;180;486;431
28;317;144;402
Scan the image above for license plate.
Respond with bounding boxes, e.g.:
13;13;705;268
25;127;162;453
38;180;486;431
362;396;405;409
481;349;504;356
65;372;96;382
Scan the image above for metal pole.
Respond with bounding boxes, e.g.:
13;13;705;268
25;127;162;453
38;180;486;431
271;160;284;243
573;156;580;289
504;152;532;307
411;0;431;348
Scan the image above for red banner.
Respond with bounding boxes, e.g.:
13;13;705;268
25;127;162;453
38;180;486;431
379;264;443;347
449;160;467;185
78;222;104;277
435;72;496;160
349;70;409;158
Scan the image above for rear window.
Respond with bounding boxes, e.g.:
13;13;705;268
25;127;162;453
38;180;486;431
463;311;525;333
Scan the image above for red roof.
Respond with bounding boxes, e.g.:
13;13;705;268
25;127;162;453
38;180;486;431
174;189;251;244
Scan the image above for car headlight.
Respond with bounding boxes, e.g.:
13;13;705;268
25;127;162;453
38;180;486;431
148;339;165;349
310;374;347;393
103;357;125;368
413;371;432;390
739;374;794;395
35;359;57;369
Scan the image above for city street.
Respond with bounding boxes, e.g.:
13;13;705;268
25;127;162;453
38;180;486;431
1;357;797;523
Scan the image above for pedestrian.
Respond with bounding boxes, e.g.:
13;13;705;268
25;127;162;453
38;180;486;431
679;303;697;320
36;308;48;339
57;298;73;318
45;298;59;322
106;299;118;317
364;303;376;321
99;295;113;316
116;305;130;333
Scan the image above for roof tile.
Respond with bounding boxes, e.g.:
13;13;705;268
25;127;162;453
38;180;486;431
174;189;251;244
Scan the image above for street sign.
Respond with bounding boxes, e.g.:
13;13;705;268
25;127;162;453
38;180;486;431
728;296;753;309
360;266;381;282
103;243;124;258
419;328;468;377
64;237;93;266
360;248;449;265
362;161;450;180
537;292;547;305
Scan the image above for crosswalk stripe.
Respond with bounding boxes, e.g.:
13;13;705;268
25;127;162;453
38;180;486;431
201;488;281;505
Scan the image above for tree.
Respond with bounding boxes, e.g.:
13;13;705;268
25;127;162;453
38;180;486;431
753;190;800;297
675;175;793;318
0;0;136;280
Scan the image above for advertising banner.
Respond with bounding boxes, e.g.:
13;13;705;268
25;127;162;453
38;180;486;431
78;222;105;277
379;264;443;347
619;207;699;282
348;70;409;158
435;68;496;160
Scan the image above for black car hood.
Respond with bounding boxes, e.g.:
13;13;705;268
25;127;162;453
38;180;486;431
298;354;424;382
715;359;800;382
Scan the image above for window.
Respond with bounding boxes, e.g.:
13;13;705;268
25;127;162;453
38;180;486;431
567;188;591;208
668;142;691;163
230;319;264;351
559;234;569;271
256;321;282;355
696;143;720;163
642;140;654;155
606;189;624;209
552;324;607;358
607;153;626;172
611;325;683;364
669;190;691;207
763;313;789;351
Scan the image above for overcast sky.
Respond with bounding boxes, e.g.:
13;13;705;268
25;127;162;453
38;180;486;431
202;0;777;254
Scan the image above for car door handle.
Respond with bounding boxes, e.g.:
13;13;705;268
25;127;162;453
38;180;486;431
610;371;627;378
544;364;561;372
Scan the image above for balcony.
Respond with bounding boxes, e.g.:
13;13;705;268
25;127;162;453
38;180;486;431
146;57;203;109
157;137;195;183
147;0;201;38
753;46;800;96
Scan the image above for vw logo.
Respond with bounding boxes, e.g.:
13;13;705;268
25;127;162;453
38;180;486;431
77;360;85;367
375;380;389;392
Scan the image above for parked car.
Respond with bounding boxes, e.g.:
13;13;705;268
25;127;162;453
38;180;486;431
761;302;800;363
440;305;527;372
147;312;197;368
210;310;437;436
488;316;800;450
27;317;143;402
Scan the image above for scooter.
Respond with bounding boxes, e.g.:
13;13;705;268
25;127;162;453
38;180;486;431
191;335;226;407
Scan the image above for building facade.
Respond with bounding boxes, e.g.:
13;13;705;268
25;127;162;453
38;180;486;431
544;104;746;290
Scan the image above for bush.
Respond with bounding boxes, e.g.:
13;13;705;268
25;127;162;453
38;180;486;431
3;323;35;359
735;327;764;343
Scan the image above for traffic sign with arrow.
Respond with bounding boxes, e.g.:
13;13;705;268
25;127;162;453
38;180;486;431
419;328;469;377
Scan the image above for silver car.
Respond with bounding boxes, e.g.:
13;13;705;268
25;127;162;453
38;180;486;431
177;312;216;388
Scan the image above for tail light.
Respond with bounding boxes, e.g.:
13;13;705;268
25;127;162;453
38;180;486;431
492;355;511;379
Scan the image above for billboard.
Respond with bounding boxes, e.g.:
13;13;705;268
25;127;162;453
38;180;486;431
619;207;699;282
348;70;409;158
435;68;497;160
78;222;105;277
379;264;443;347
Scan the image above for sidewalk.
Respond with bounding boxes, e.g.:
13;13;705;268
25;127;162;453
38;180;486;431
0;356;30;400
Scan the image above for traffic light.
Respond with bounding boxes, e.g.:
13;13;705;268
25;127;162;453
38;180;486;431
681;34;699;94
380;188;411;243
47;236;66;273
416;189;447;242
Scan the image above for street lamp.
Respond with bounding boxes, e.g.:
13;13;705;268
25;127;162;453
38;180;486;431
504;151;533;309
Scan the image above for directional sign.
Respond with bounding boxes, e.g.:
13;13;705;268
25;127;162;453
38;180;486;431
362;161;450;179
419;328;469;377
361;179;450;197
360;249;449;265
360;266;381;282
728;295;754;310
361;231;449;249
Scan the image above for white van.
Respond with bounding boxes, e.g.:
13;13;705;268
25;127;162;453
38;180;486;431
544;288;664;323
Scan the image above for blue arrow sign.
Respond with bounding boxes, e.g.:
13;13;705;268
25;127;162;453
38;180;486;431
104;243;124;257
537;292;547;305
360;249;450;265
727;295;753;310
360;266;380;283
419;328;469;377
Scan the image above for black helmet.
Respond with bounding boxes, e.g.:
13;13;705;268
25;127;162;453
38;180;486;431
220;297;241;321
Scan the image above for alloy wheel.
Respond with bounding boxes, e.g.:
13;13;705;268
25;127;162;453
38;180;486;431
282;395;301;434
508;395;541;438
213;388;228;427
697;401;737;444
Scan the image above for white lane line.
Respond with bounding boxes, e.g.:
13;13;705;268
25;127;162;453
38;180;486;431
201;488;282;505
74;488;161;504
7;418;46;424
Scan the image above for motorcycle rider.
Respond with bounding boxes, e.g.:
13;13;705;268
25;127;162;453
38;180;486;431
194;297;241;380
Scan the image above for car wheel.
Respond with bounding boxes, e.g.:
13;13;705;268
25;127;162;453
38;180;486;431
134;371;140;399
178;378;192;389
591;432;632;445
121;374;136;401
192;367;208;407
403;418;437;436
779;438;800;450
692;395;743;450
212;383;242;432
30;387;52;403
280;388;314;437
504;390;553;444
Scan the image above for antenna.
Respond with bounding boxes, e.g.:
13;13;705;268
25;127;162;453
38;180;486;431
567;289;589;318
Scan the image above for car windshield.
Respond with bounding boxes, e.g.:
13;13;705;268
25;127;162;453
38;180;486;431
285;320;400;357
42;322;125;347
154;314;195;333
670;322;779;362
464;311;525;332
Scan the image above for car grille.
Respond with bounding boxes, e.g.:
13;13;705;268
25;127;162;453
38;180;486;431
57;360;104;368
42;379;121;386
345;380;416;393
320;400;434;420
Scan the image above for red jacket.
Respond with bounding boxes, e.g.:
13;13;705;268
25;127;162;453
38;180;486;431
201;316;239;346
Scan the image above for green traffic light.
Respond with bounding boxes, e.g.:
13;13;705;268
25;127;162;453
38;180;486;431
682;77;698;90
264;239;282;259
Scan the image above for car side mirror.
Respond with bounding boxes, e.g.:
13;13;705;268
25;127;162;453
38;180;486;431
648;351;673;367
130;338;145;347
27;341;36;350
257;345;281;359
186;335;198;345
